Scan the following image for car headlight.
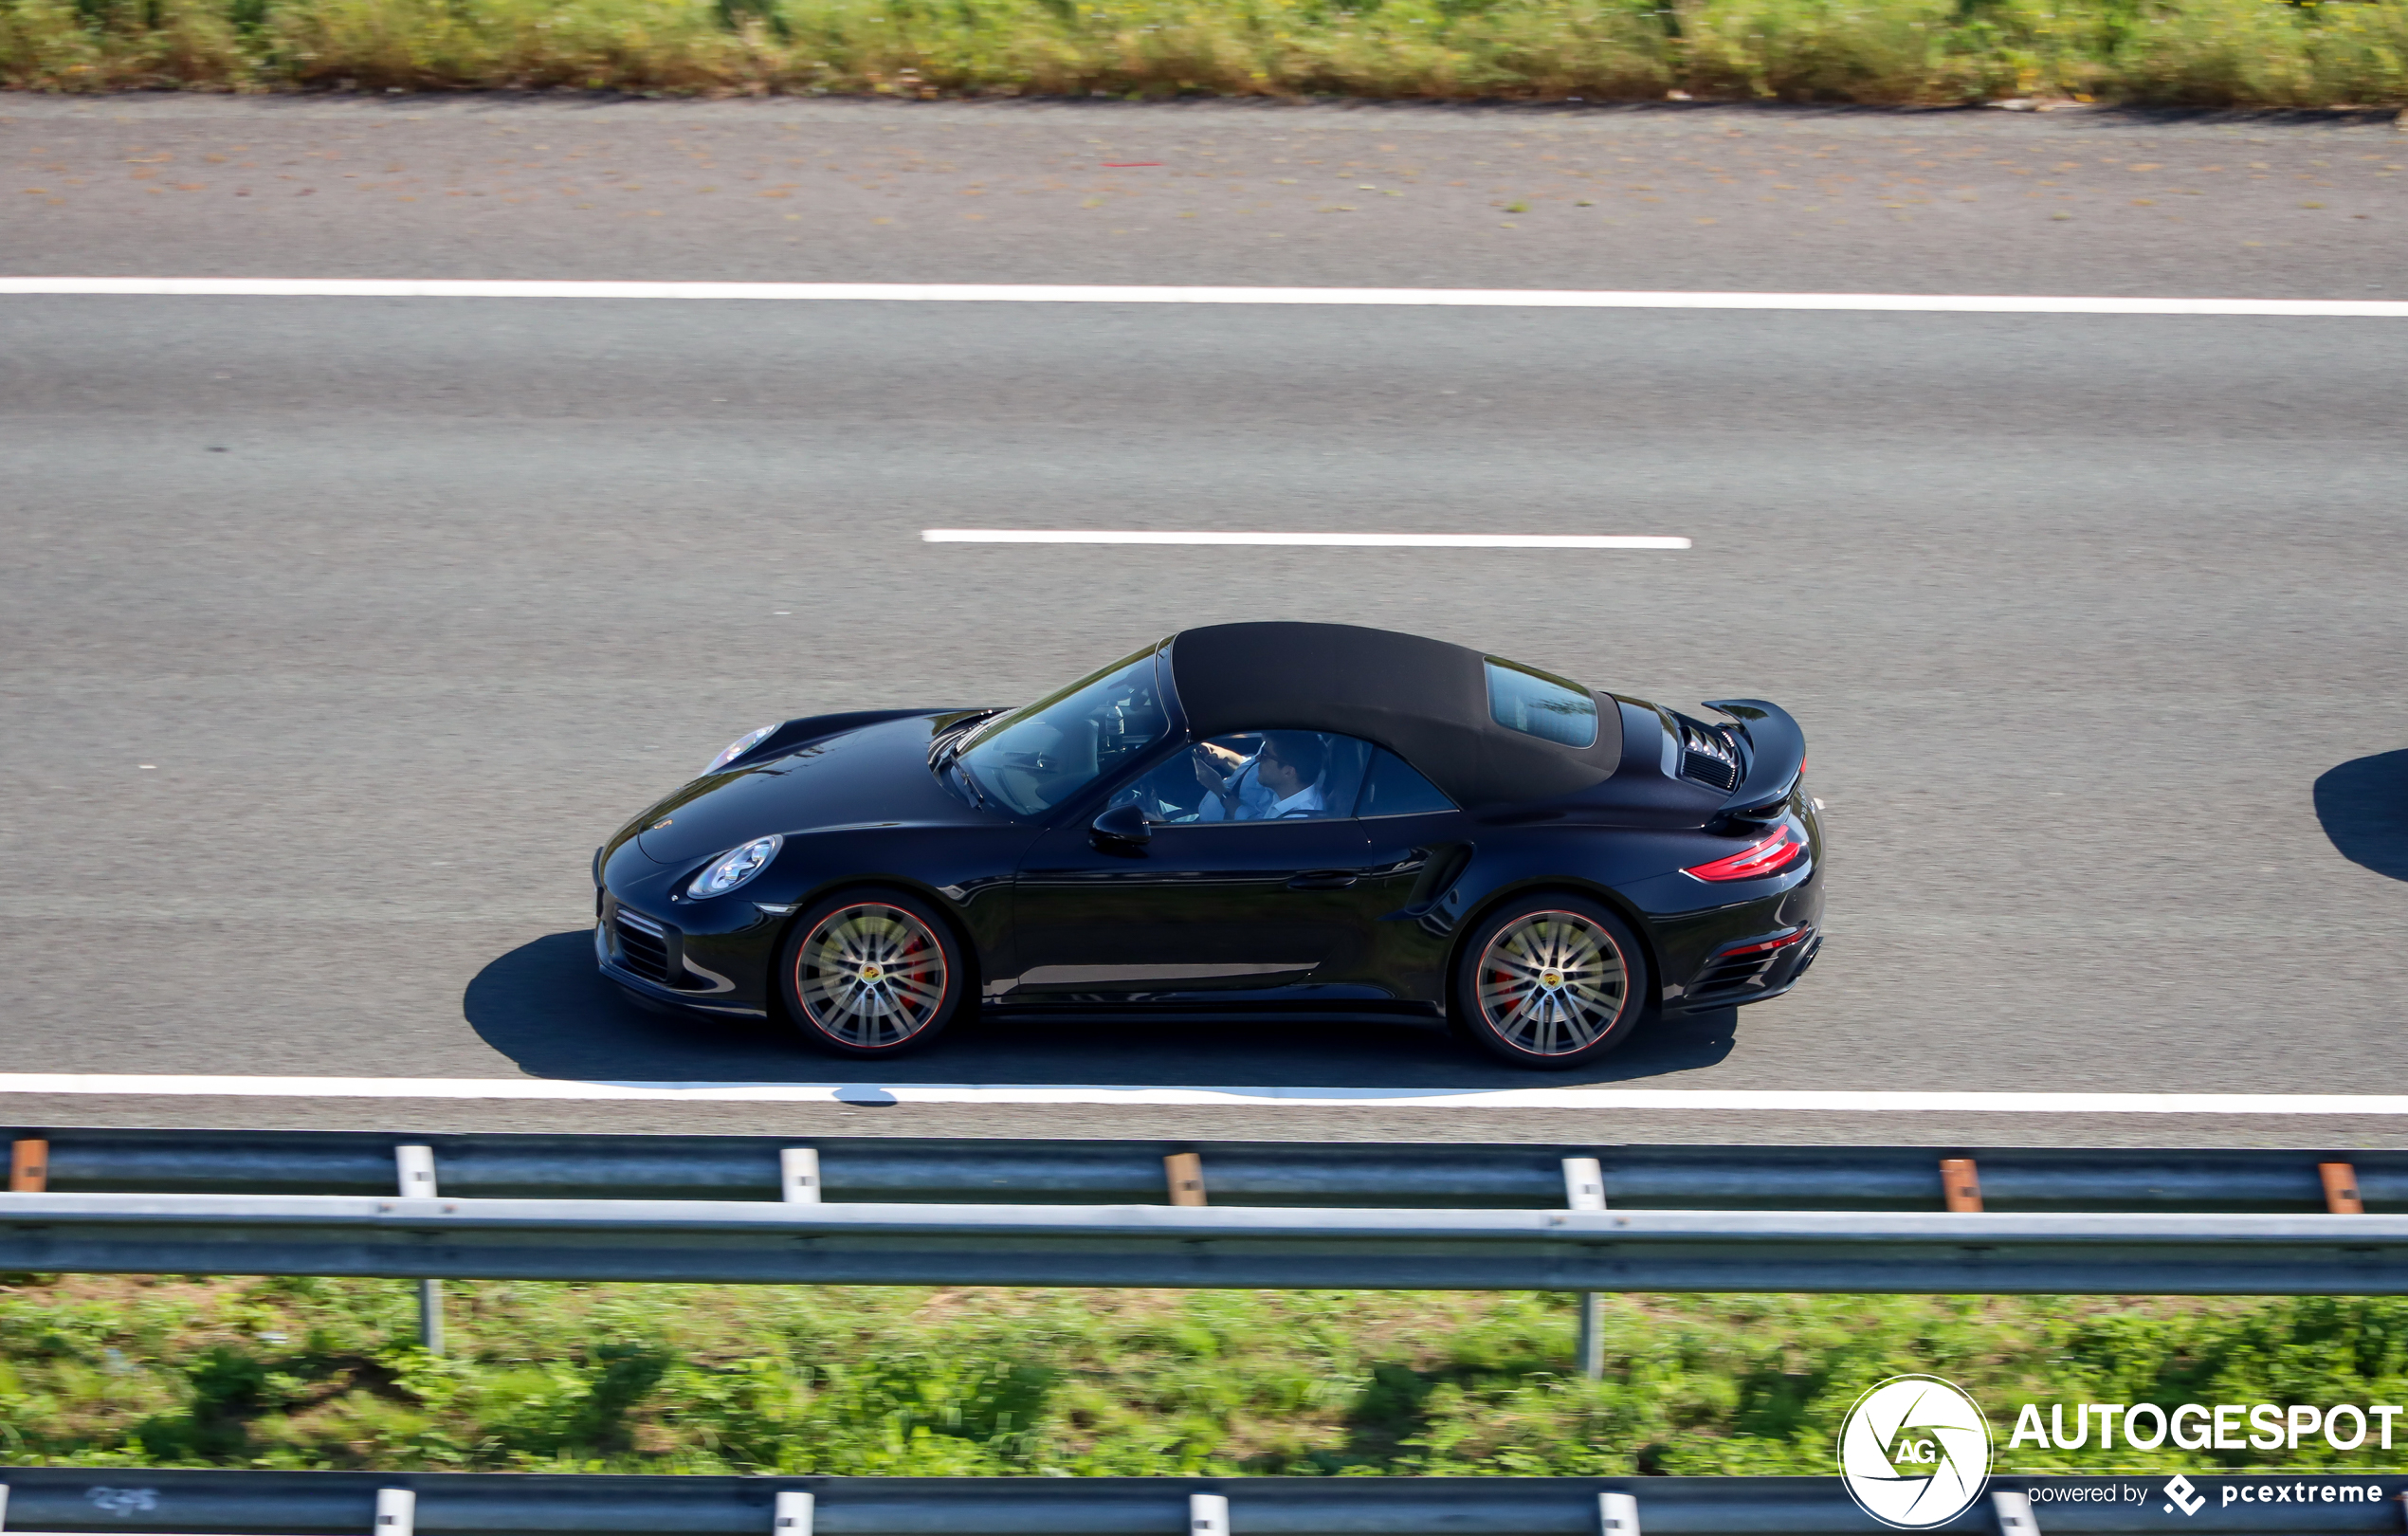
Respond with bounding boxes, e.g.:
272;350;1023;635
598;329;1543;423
704;725;776;775
688;834;782;899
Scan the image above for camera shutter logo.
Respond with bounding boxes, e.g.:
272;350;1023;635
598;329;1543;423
1837;1375;1993;1529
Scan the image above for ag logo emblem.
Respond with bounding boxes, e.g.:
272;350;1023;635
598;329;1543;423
1837;1374;1992;1529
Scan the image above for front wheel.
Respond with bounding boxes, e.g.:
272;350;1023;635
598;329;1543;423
1451;896;1649;1070
779;888;965;1057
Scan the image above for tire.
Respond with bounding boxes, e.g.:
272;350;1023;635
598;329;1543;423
1450;894;1650;1070
779;887;966;1058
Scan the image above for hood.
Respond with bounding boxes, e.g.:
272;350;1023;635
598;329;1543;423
629;714;972;867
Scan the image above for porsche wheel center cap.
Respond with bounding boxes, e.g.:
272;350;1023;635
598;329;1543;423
860;965;884;981
1541;971;1562;988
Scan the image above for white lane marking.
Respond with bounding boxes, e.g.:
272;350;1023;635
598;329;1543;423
922;530;1690;550
4;278;2407;317
2;1073;2407;1114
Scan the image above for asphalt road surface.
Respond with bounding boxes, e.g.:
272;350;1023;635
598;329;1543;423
2;98;2403;1147
9;95;2407;295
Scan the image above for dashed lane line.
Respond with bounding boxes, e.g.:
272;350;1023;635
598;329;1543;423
921;531;1690;549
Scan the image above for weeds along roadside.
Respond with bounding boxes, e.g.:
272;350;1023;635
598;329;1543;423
1;0;2405;106
9;1274;2408;1474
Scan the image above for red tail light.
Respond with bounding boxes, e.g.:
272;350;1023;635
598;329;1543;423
1682;824;1807;883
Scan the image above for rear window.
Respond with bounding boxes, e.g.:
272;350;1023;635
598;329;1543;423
1486;659;1598;749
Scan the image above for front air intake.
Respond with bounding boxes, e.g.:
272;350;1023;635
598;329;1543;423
611;908;677;985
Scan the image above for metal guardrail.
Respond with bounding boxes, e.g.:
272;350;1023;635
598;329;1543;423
5;1127;2400;1293
4;1191;2407;1292
7;1129;2399;1213
2;1468;2404;1536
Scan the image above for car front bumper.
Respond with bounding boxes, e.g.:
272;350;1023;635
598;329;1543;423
594;879;775;1019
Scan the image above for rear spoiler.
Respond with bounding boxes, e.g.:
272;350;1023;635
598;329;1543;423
1701;698;1806;821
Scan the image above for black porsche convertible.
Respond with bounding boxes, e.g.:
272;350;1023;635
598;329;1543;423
595;622;1822;1069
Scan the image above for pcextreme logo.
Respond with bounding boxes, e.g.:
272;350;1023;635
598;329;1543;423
1837;1375;1994;1529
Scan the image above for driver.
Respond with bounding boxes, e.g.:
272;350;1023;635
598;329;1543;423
1195;735;1272;822
1253;732;1328;818
1197;731;1326;821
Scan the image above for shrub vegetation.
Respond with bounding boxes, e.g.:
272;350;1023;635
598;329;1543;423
8;1275;2408;1474
0;0;2403;103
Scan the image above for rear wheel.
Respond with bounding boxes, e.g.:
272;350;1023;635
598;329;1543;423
780;888;964;1057
1451;895;1648;1069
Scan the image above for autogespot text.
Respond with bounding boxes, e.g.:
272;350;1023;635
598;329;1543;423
2010;1401;2406;1452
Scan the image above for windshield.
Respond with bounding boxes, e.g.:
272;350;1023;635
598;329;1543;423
958;643;1172;815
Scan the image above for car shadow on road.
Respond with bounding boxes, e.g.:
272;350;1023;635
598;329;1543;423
463;929;1740;1088
2315;750;2408;882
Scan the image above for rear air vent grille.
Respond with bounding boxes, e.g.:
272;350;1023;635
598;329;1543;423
612;908;675;985
1682;750;1741;792
1677;720;1742;792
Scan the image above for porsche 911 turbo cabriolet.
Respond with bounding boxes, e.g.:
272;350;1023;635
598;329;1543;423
595;622;1822;1069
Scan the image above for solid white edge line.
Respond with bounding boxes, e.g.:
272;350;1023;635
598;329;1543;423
2;1074;2408;1114
921;532;1691;549
4;278;2407;317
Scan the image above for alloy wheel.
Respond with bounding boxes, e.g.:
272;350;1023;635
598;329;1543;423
1473;909;1629;1056
794;903;950;1047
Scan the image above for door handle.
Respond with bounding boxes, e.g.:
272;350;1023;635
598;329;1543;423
1287;871;1359;890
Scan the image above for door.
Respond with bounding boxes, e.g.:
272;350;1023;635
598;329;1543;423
1004;730;1384;1003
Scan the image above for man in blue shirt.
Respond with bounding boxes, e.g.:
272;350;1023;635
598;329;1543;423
1196;731;1327;820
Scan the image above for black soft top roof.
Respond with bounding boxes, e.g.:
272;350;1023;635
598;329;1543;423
1166;622;1621;808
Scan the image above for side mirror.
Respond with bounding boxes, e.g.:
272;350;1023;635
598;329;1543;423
1089;802;1152;853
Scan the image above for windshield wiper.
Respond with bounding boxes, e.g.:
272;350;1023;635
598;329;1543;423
928;709;1004;772
950;759;993;810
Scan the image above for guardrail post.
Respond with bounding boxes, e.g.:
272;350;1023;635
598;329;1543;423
1992;1489;2036;1532
780;1149;822;1205
374;1488;415;1536
2322;1161;2364;1215
1576;1294;1603;1381
413;1282;443;1354
1597;1490;1640;1533
1563;1159;1607;1381
1942;1158;1983;1214
1188;1492;1230;1535
1166;1153;1207;1207
395;1147;443;1355
8;1139;45;1192
396;1145;438;1198
772;1490;813;1535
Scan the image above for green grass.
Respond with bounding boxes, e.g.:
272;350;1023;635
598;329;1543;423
10;1274;2408;1474
1;0;2404;104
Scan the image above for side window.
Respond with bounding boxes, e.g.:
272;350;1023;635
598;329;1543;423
1485;658;1599;748
1355;747;1457;817
1113;731;1372;824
